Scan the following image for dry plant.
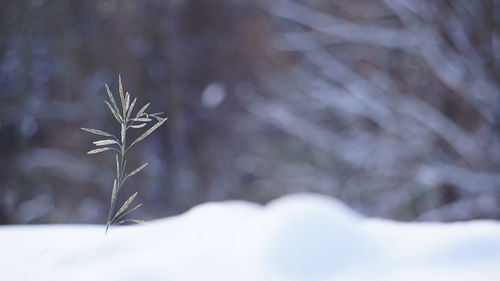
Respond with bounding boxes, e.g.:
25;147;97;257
82;76;167;233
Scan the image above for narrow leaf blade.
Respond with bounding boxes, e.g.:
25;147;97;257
118;75;125;114
81;128;114;137
87;147;113;154
114;192;138;220
126;97;137;121
136;102;150;118
131;123;147;129
115;154;120;179
131;118;152;122
111;179;118;204
117;219;145;225
105;101;123;123
125;92;130;114
112;203;142;224
127;162;148;179
129;118;167;148
93;139;118;146
149;112;164;117
105;84;119;113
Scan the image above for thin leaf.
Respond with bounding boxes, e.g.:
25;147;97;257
129;118;167;149
116;219;145;225
105;84;119;113
130;123;147;129
105;101;123;123
93;139;118;146
111;179;118;204
114;192;138;220
118;75;125;114
112;203;142;224
125;92;130;114
87;147;113;154
126;162;148;179
149;112;164;117
152;116;166;122
136;102;150;118
126;97;137;121
115;154;120;179
131;118;152;122
81;128;114;137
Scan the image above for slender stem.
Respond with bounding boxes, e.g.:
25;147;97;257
105;119;127;234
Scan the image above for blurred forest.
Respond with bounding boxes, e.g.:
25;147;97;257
1;0;500;224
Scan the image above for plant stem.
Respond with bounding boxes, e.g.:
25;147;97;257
105;121;127;234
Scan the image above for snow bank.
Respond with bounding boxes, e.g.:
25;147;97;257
1;193;499;281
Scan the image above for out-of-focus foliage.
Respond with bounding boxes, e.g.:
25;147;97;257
0;0;499;224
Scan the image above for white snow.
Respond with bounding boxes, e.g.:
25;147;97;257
1;193;499;281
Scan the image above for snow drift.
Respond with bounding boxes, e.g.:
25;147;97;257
1;193;499;281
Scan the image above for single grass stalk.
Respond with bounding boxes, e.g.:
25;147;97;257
82;76;167;234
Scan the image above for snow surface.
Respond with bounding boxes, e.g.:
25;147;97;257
1;193;500;281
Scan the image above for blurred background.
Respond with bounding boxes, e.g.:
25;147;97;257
1;0;500;224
